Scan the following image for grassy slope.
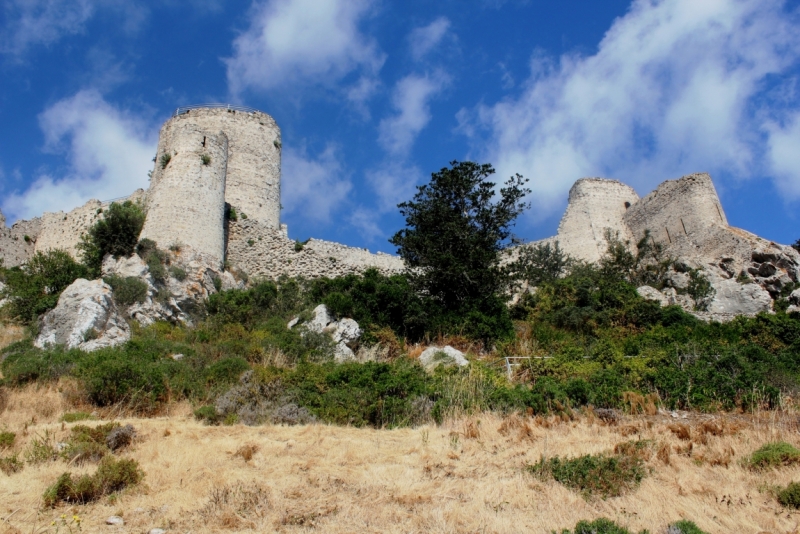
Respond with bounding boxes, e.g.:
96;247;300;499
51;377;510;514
2;384;800;534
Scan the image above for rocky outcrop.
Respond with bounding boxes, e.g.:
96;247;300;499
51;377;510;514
289;304;363;362
102;247;243;326
698;273;774;321
35;279;130;351
419;346;469;371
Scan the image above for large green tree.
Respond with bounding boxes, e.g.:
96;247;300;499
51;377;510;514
78;201;145;277
390;161;530;331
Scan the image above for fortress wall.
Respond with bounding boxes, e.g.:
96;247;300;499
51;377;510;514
0;211;40;267
226;219;404;280
28;189;148;262
623;173;730;263
554;178;640;263
141;125;228;263
152;108;281;228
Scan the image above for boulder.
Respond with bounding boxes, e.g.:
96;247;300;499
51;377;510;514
419;345;469;370
102;254;148;279
331;318;361;345
289;304;363;361
35;279;130;351
664;271;690;290
702;275;772;319
306;304;333;333
636;286;669;306
790;288;800;306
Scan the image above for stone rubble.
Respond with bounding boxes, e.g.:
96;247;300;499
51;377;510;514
289;304;363;362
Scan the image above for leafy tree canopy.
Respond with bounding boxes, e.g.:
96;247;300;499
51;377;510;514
78;201;145;277
389;160;530;314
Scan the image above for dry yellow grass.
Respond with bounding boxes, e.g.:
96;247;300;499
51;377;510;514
0;322;25;352
3;385;800;533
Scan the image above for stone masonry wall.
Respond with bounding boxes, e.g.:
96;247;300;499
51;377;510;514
152;107;281;228
226;219;403;280
622;173;743;266
141;125;228;263
33;189;147;261
0;210;40;267
554;178;640;263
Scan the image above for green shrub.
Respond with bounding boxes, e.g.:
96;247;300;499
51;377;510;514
747;442;800;470
42;456;143;507
105;275;148;307
169;266;187;281
777;482;800;508
0;430;15;449
61;412;95;423
194;405;221;425
159;152;171;168
1;249;88;322
687;269;715;311
200;154;211;165
0;453;23;475
228;207;238;221
78;201;145;277
24;430;58;464
558;518;645;534
668;520;709;534
528;453;646;499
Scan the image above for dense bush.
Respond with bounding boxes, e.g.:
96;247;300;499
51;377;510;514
42;456;143;506
558;518;646;534
0;249;88;322
528;452;647;499
104;275;148;307
78;201;145;277
746;442;800;470
667;520;709;534
777;482;800;508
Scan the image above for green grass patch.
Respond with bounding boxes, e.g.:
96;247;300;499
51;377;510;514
61;411;96;423
528;453;647;499
0;453;23;475
746;442;800;470
777;482;800;508
667;520;709;534
558;518;647;534
42;456;143;507
0;430;15;449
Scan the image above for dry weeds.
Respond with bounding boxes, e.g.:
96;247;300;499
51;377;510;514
3;387;800;533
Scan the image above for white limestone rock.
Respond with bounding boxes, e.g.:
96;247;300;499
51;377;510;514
702;275;773;319
331;318;362;345
0;281;7;310
334;343;356;363
102;254;149;279
306;304;333;333
790;288;800;306
35;279;130;351
419;345;469;371
636;286;668;306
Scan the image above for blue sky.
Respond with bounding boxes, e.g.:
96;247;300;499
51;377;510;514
1;0;800;254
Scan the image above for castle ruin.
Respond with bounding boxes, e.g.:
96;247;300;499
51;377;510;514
1;105;797;307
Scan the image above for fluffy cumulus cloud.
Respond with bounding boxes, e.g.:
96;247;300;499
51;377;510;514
378;72;449;155
281;145;352;223
408;17;451;61
466;0;800;221
2;90;156;221
225;0;383;95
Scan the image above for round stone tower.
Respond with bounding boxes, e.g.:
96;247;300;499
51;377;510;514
140;124;229;262
149;105;282;228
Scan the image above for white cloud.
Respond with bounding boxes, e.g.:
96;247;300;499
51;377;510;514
281;145;352;222
366;163;423;213
1;0;95;55
466;0;800;221
2;90;157;221
409;17;451;61
225;0;383;95
378;72;448;155
766;112;800;198
1;0;147;56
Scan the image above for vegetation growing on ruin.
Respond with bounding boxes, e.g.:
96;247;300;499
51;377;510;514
78;200;146;277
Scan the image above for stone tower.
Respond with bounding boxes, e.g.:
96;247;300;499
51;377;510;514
148;106;282;228
140;124;229;262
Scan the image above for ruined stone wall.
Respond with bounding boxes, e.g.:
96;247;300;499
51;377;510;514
226;219;404;280
151;107;281;228
0;211;40;267
141;125;228;263
622;173;739;266
32;189;148;261
554;178;640;263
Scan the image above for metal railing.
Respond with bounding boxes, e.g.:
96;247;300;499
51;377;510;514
173;103;262;116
